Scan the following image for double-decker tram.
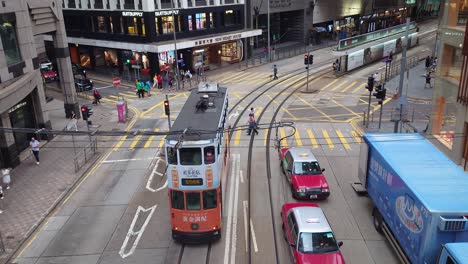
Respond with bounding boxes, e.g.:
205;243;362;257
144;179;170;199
164;82;229;243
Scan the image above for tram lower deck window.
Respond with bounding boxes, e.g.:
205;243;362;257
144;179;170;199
203;190;217;209
171;190;184;210
186;192;201;210
180;148;202;165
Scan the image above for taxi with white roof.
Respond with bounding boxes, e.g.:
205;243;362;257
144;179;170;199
281;202;345;264
280;147;330;200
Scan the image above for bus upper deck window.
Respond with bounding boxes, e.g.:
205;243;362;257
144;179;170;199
179;148;202;165
167;147;177;165
186;192;201;210
204;146;215;164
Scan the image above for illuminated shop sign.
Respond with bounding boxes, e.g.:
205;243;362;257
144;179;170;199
194;33;242;46
122;12;143;17
8;102;27;114
155;10;179;16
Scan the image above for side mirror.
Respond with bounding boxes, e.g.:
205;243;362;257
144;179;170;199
322;168;325;172
338;241;343;247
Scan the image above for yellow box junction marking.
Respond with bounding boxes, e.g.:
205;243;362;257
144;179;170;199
234;130;242;146
159;135;166;148
322;129;334;150
264;128;269;146
330;80;347;91
352;83;367;94
306;129;318;149
294;130;303;147
336;130;351;150
351;130;362;143
340;81;357;93
320;79;339;90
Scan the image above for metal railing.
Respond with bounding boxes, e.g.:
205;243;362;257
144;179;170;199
379;55;421;82
73;138;97;172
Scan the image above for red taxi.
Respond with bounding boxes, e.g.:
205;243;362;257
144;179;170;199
280;148;330;199
281;203;345;264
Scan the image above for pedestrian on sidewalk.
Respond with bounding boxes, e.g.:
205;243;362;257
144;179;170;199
247;116;259;136
425;56;431;69
153;74;158;89
93;89;102;104
1;168;11;190
162;74;168;90
273;65;278;80
425;72;432;88
145;80;151;96
373;71;381;85
157;74;162;89
30;137;40;165
68;111;77;131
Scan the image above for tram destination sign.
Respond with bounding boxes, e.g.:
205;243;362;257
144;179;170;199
182;178;204;186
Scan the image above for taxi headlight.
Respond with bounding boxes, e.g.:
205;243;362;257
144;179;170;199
297;188;306;193
322;188;329;193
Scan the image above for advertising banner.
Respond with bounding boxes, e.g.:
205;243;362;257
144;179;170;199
364;43;384;64
347;49;364;71
383;40;396;57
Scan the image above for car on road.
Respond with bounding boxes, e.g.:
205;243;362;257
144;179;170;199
280;148;330;200
40;61;58;82
281;203;345;264
74;76;93;92
72;63;86;77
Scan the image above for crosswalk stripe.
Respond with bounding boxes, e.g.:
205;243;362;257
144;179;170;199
294;130;303;147
144;128;159;148
329;80;347;91
340;81;357;93
102;98;118;104
220;72;251;83
234;130;241;146
279;128;288;147
113;135;127;151
159;135;166;148
322;129;334;150
336;130;351;150
320;79;339;90
282;75;306;87
352;83;367;94
254;107;263;117
306;129;318;149
293;79;307;88
351;130;361;143
130;135;143;149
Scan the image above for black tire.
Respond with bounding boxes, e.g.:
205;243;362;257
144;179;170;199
373;207;384;234
280;161;285;175
282;223;287;241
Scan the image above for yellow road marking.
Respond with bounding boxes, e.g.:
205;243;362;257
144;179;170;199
351;130;361;143
144;128;159;148
219;71;251;83
140;93;184;117
340;81;357;93
232;92;242;99
129;135;143;149
264;128;269;146
306;129;318;149
159;135;166;148
329;80;347;91
279;128;288;147
293;79;307;88
336;130;351;150
254;107;263;117
352;83;367;94
234;130;241;146
322;129;334;150
266;94;297;120
281;75;306;87
294;130;303;147
320;79;339;90
113;136;127;151
102;98;118;104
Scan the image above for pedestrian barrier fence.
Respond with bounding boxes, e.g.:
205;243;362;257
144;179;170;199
73;138;97;173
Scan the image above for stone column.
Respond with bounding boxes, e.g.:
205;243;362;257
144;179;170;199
53;4;80;118
0;112;20;167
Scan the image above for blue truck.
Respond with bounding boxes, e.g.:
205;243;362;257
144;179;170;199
357;133;468;264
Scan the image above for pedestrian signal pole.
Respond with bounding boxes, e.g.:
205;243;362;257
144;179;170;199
304;52;313;92
366;76;374;128
164;94;171;130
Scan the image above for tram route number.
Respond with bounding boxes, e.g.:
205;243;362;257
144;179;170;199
182;178;204;186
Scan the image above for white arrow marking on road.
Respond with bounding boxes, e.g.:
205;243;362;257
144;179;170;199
155;179;167;192
146;158;164;192
119;205;157;258
229;110;239;121
250;218;259;252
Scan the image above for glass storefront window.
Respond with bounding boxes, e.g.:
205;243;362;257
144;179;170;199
225;10;234;26
188;15;194;31
97;16;106;32
126;17;138;35
210;12;214;28
119;17;125;33
0;21;22;66
155;17;160;34
161;16;174;34
196;13;206;29
141;18;146;35
109;17;114;33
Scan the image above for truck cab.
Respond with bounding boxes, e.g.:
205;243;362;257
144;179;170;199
437;243;468;264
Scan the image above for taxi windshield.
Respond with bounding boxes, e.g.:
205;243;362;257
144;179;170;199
293;162;321;175
298;232;339;253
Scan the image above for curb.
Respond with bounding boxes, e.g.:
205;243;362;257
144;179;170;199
5;107;139;264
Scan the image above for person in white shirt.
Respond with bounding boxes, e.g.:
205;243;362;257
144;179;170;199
30;137;40;165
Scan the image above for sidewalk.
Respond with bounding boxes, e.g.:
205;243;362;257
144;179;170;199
0;91;132;263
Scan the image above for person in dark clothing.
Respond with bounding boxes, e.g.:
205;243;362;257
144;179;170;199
425;56;431;68
425;72;432;88
247;116;259;136
93;89;101;104
273;65;278;80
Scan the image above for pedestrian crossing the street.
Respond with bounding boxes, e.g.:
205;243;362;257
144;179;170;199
113;126;362;152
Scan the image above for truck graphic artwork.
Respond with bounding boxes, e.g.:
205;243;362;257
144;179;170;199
395;195;423;233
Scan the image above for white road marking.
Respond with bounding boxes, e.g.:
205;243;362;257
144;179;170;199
146;158;165;192
243;200;248;253
229;110;239;120
155;179;168;192
250;218;259;252
240;170;244;183
230;154;240;264
102;157;154;163
119;205;157;258
224;154;238;264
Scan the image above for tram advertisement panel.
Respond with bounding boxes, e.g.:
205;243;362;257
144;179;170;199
384;39;396;57
363;43;384;64
168;165;220;189
347;49;364;71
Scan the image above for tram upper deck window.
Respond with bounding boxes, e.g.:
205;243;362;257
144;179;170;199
171;190;184;210
203;190;217;209
186;192;201;210
179;148;202;165
167;147;177;165
204;146;215;164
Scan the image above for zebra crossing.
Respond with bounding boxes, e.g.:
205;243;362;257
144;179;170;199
112;126;362;152
214;71;369;95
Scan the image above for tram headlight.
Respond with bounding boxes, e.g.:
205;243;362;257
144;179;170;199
191;223;199;230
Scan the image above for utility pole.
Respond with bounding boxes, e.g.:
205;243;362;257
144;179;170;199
170;1;181;91
165;94;172;129
267;0;270;62
394;17;410;133
306;50;310;92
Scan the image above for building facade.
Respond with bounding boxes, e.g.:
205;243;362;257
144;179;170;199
0;0;78;168
61;0;261;79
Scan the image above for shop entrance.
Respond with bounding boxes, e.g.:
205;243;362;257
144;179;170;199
9;95;37;153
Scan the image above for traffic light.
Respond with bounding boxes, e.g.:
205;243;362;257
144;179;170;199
164;100;170;116
126;59;130;65
81;105;88;120
373;85;387;103
308;55;314;65
367;76;374;92
304;55;309;65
